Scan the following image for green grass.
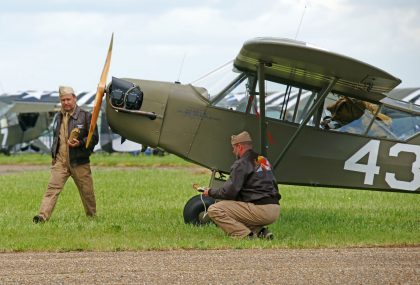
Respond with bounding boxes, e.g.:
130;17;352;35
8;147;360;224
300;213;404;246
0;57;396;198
0;154;418;252
0;152;51;165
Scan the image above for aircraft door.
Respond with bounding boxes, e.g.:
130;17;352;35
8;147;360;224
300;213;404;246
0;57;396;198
251;80;317;125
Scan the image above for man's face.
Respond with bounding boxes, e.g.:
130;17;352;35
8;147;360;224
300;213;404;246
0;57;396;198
60;93;77;112
232;143;241;159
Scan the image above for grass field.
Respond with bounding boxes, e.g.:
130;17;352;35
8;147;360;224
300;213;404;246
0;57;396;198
0;153;419;252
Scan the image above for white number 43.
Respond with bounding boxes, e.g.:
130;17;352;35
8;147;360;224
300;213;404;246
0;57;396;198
344;140;420;191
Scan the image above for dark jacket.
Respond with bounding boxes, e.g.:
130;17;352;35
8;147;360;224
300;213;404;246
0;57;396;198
208;149;281;205
51;105;99;166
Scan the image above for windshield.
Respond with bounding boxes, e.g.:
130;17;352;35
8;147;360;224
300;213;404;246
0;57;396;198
191;61;242;101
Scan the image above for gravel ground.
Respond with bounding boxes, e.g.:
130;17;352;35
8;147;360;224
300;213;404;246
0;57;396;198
1;248;419;284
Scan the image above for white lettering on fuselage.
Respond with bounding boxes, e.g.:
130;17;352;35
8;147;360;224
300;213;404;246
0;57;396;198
344;140;420;191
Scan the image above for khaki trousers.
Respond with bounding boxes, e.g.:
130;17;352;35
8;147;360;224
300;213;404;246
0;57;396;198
207;200;280;238
38;160;96;220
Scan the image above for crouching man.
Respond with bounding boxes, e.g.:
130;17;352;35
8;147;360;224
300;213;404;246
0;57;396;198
202;131;281;239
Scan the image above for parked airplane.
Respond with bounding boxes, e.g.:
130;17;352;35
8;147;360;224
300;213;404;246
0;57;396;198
388;87;420;104
86;36;420;224
0;90;142;154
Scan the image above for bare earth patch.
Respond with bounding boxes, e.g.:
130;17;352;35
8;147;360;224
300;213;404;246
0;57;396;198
0;164;209;175
1;248;419;284
0;164;49;174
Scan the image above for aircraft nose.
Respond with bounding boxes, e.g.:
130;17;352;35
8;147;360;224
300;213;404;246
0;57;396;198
109;77;144;111
108;77;156;120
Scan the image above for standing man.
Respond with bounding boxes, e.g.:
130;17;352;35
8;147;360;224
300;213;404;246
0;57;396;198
33;86;99;223
202;131;281;239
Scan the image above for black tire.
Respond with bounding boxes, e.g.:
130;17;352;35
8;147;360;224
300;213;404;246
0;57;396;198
183;195;216;226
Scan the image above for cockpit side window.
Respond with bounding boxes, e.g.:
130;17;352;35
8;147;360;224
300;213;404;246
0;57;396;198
211;74;252;112
320;94;420;141
249;79;317;125
192;61;241;101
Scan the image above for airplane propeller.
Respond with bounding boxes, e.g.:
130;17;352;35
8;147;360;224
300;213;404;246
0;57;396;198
86;33;114;148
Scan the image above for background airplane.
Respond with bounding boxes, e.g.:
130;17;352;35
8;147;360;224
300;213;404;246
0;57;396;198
0;90;143;154
387;87;420;104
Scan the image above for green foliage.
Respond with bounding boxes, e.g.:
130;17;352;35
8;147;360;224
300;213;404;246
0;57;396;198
0;155;418;252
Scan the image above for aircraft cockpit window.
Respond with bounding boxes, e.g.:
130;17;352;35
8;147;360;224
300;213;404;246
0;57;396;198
192;61;242;101
249;80;317;125
320;95;420;141
211;75;250;112
382;109;420;140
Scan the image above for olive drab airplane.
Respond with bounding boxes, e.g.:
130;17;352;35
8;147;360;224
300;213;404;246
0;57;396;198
0;91;57;154
0;89;142;154
87;36;420;225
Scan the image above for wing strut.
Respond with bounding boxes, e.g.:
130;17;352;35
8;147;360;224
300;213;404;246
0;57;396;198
258;62;267;156
272;77;338;169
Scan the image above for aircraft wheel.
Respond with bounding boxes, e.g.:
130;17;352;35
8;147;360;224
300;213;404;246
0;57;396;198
183;195;215;226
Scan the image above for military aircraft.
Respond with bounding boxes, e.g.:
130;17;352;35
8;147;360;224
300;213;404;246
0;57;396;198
0;89;142;154
388;87;420;104
0;91;58;154
87;36;420;225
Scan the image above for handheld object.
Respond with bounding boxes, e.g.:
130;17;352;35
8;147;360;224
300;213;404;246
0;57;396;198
192;183;205;193
69;128;80;141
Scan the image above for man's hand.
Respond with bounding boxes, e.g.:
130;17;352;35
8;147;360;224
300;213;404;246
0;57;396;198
68;138;81;148
203;188;210;197
193;184;210;197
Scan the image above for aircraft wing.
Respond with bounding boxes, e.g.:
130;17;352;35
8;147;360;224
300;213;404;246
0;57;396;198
0;91;58;114
234;37;402;102
0;101;14;117
387;87;420;104
7;101;59;114
0;90;97;116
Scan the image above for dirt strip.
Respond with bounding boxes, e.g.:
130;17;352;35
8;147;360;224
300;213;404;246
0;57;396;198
1;248;419;284
0;164;49;174
0;164;209;175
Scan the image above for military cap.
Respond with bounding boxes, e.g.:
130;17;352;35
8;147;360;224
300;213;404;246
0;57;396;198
231;131;252;145
59;86;75;97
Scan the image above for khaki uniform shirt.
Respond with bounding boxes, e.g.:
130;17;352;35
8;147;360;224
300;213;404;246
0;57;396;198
56;111;71;164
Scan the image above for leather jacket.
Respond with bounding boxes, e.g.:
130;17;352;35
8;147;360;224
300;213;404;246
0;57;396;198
209;149;281;205
51;105;99;166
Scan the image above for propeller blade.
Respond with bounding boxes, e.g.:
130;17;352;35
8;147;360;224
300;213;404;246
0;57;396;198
86;33;114;148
